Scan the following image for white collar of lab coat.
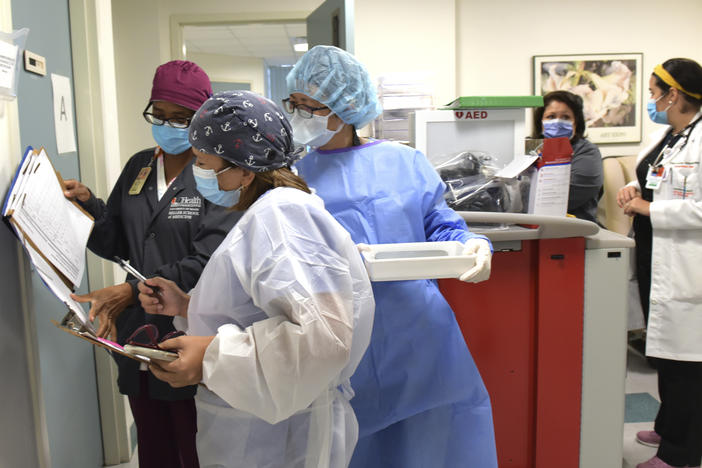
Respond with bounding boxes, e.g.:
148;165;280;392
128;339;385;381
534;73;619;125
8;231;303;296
636;110;702;165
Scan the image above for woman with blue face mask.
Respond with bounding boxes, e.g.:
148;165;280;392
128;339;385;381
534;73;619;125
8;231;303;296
137;91;375;468
533;90;604;223
616;58;702;468
62;61;242;468
286;45;496;468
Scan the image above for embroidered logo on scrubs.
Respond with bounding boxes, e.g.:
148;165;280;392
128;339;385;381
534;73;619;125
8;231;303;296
168;196;202;220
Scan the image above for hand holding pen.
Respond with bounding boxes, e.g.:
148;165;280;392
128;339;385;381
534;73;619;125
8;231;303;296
137;277;191;318
114;256;162;296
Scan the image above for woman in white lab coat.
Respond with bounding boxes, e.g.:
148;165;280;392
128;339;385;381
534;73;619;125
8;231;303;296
137;90;374;468
617;58;702;468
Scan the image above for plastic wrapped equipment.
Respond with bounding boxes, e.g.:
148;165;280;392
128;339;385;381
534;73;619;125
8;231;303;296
434;151;529;213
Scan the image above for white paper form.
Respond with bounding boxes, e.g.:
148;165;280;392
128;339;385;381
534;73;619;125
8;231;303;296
495;154;539;179
3;147;35;216
11;148;93;286
0;39;18;90
50;74;77;154
22;238;95;334
528;164;571;216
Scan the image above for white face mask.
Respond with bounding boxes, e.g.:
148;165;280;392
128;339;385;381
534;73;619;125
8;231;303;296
290;111;343;148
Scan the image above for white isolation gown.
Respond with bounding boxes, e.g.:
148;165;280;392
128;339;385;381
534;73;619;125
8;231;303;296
185;186;374;468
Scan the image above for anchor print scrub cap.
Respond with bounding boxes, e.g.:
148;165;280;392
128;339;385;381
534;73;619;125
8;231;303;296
188;90;301;172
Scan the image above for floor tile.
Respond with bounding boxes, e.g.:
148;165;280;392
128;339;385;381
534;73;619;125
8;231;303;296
625;393;660;423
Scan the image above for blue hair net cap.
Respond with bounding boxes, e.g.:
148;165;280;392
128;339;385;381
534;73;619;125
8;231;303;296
286;45;382;128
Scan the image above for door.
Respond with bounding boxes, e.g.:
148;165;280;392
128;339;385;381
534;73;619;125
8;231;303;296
306;0;354;53
9;0;103;466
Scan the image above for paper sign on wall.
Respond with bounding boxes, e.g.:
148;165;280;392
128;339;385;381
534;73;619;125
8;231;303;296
50;73;77;154
0;39;18;90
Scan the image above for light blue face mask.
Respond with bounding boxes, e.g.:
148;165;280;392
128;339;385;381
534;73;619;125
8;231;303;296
647;93;671;125
152;125;192;154
542;119;574;139
192;164;239;207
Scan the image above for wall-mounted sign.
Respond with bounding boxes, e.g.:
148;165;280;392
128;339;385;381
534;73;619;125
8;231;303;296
51;73;77;154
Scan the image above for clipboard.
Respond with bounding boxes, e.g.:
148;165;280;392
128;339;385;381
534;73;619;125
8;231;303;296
10;219;74;290
3;146;95;290
53;311;151;364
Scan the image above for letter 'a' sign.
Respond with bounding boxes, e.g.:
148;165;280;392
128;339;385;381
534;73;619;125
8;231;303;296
454;110;489;120
51;73;77;154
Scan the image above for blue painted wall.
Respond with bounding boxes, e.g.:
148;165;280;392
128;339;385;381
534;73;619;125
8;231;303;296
11;0;103;466
0;217;39;467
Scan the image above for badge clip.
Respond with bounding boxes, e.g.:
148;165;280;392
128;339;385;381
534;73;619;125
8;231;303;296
645;165;665;190
128;166;152;195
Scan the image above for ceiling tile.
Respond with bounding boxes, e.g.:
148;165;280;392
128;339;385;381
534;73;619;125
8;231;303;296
184;25;234;41
183;22;305;66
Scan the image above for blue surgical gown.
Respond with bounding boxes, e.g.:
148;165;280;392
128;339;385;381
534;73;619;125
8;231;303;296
295;140;498;468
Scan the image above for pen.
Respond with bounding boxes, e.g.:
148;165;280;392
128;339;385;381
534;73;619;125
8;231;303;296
114;256;148;282
114;256;162;297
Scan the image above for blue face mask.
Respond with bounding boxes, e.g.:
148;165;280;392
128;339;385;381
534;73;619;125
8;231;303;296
152;125;192;154
647;94;671;125
542;119;574;139
192;164;240;207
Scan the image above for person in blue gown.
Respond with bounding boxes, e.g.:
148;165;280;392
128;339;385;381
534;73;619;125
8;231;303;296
286;45;498;468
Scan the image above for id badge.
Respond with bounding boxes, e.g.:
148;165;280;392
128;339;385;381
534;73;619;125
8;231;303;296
645;165;666;190
128;166;152;195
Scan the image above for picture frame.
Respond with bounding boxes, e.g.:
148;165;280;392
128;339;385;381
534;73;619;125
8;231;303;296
533;53;643;144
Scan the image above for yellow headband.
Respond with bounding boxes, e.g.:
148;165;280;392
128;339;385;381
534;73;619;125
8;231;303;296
653;64;702;100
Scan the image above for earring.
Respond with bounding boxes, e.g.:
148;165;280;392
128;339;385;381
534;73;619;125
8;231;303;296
668;101;673;104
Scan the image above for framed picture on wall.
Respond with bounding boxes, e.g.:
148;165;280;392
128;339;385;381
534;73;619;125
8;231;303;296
533;53;643;144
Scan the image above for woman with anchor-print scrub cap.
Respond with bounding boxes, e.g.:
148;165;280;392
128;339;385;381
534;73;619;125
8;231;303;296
137;90;375;468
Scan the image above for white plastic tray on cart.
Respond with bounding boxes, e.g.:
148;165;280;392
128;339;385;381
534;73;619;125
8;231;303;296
360;241;475;281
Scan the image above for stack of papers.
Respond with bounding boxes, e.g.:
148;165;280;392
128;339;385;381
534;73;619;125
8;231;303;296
3;146;95;332
4;147;160;363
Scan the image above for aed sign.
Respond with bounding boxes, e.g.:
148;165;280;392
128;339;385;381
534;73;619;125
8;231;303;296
454;110;489;120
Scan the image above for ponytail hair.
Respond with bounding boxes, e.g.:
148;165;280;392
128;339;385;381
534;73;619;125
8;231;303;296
234;167;311;211
654;58;702;110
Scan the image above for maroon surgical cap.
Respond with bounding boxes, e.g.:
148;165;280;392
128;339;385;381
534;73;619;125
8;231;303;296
149;60;212;111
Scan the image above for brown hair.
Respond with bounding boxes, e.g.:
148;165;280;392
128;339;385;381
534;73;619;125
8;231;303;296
233;167;311;211
532;90;586;142
653;58;702;112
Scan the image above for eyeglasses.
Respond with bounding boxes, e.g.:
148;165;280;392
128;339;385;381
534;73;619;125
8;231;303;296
126;324;185;349
142;103;193;129
281;98;328;119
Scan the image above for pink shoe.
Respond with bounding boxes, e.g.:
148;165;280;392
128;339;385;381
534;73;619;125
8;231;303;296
636;430;662;447
636;456;684;467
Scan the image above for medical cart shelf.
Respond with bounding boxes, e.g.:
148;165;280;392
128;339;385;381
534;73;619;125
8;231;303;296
457;211;599;241
439;213;633;468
